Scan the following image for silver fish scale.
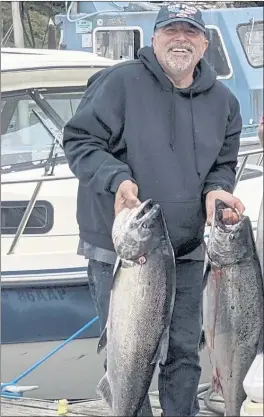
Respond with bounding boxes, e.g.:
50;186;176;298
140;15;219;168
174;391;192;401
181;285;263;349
256;198;263;277
107;247;170;415
204;259;263;416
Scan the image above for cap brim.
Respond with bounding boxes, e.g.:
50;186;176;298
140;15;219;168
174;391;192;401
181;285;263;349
155;17;206;33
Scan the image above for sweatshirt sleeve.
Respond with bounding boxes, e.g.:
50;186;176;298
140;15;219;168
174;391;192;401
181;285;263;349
203;94;242;195
62;68;135;195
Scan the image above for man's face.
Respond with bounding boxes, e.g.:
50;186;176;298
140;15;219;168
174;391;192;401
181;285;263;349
152;22;209;75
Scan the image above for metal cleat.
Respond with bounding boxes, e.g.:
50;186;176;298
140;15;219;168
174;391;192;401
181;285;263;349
1;383;39;398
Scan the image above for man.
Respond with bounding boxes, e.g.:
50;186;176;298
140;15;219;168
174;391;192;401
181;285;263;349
63;4;245;416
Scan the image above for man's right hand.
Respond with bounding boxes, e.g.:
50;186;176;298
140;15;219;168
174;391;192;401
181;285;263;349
114;180;141;216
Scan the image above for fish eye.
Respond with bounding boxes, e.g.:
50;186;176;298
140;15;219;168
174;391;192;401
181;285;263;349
141;223;148;229
229;233;235;240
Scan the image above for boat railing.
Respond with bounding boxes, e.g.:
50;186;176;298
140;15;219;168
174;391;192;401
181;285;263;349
1;147;263;255
234;148;263;186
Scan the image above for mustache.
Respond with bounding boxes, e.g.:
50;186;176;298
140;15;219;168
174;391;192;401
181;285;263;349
166;43;195;53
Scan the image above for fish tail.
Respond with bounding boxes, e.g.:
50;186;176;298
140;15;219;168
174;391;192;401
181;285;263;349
97;373;112;407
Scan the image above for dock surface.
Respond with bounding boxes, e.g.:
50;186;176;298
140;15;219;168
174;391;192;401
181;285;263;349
1;391;222;416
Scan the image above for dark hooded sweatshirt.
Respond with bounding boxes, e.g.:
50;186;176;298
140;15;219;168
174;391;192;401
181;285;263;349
63;46;242;257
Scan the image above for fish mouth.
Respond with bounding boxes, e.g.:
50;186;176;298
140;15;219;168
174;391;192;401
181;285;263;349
135;199;161;226
214;199;244;233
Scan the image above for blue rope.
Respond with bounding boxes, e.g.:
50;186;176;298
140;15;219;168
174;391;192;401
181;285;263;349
1;393;21;399
1;316;99;395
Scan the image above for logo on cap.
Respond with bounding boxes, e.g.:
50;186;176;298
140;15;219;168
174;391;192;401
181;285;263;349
168;4;198;15
167;5;181;13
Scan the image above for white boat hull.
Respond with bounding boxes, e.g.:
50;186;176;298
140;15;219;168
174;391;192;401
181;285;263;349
1;338;212;400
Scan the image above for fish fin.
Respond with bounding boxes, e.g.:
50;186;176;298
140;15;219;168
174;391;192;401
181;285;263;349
97;257;120;355
199;261;211;352
97;326;107;354
138;395;153;417
151;326;170;365
203;257;211;287
159;326;170;365
257;325;264;354
113;255;122;278
199;329;206;351
96;373;112;407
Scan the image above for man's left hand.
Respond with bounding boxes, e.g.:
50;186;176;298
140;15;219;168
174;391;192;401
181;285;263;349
205;189;245;226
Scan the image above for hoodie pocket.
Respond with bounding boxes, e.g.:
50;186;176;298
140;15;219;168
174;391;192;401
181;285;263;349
77;183;115;236
156;197;206;256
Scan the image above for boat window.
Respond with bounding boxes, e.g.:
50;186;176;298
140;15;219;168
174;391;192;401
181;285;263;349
204;27;231;78
41;91;84;123
94;28;142;60
1;94;60;166
1;200;54;235
237;21;263;68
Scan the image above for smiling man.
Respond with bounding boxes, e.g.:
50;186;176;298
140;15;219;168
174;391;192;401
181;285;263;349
152;6;209;86
63;3;244;416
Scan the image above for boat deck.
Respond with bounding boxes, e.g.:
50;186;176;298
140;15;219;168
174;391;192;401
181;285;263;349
1;391;222;416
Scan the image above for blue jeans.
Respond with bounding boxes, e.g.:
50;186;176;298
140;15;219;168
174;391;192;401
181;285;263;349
87;258;204;416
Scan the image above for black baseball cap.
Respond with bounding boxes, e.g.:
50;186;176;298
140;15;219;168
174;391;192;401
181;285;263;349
154;4;206;33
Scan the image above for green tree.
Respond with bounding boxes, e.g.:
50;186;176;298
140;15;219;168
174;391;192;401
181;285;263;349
1;1;65;48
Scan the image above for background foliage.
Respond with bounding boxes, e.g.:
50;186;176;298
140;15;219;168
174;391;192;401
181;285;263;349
1;1;263;49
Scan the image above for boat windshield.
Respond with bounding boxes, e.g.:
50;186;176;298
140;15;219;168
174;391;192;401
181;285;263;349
1;88;85;173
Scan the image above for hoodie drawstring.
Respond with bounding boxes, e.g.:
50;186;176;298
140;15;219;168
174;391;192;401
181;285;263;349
170;89;201;179
170;90;176;150
190;90;200;178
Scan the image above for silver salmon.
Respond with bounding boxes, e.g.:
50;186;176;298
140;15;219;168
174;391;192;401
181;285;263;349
97;199;176;416
203;199;264;416
256;198;263;276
